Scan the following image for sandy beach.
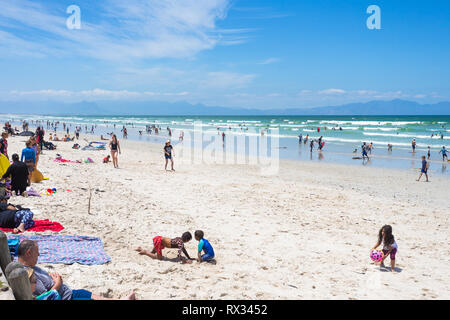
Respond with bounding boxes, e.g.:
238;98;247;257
1;132;449;300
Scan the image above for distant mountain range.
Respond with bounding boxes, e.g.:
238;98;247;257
1;99;449;116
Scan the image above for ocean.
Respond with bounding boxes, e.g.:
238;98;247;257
1;114;449;175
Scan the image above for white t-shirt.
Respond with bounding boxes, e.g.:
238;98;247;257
383;240;398;251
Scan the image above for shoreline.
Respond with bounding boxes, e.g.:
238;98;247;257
4;119;450;176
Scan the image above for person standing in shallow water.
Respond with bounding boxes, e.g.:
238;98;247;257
109;134;121;168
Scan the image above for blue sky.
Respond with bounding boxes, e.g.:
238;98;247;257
0;0;449;109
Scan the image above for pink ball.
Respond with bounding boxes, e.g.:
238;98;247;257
370;249;384;262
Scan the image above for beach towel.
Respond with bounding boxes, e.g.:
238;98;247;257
54;158;81;164
7;234;111;265
26;187;41;197
0;219;64;233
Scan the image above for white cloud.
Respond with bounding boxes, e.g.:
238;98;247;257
318;88;346;95
0;0;245;60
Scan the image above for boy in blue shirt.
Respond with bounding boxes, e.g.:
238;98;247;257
195;230;215;263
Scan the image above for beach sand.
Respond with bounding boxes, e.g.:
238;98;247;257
2;133;449;300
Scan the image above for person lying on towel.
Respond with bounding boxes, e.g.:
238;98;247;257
0;194;35;233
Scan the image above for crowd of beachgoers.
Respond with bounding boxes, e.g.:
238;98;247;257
1;118;449;300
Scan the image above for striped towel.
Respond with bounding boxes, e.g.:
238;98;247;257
8;234;111;265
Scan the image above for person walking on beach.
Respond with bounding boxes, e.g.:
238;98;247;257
164;140;175;171
427;146;431;160
412;139;416;153
439;146;448;161
21;140;36;185
318;136;323;150
361;142;369;160
109;134;121;168
298;134;302;144
417;155;429;182
309;139;314;153
368;142;374;154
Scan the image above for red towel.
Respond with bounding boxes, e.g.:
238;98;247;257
0;219;64;233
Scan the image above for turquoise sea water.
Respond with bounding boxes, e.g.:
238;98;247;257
1;114;449;175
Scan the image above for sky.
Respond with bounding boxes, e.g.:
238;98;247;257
0;0;449;110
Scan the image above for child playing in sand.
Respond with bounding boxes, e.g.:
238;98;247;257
371;225;398;272
135;232;193;264
194;230;215;263
103;155;110;163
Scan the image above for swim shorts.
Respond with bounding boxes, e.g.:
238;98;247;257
153;236;165;256
71;289;93;300
25;160;35;173
201;253;214;262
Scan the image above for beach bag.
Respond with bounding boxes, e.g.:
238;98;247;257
8;238;19;256
72;144;80;149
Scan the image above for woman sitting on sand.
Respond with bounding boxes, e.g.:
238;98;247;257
109;134;121;168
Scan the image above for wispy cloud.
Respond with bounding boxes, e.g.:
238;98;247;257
318;88;346;95
7;89;191;101
0;0;248;60
258;57;280;65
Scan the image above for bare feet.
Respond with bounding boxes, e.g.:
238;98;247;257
121;291;136;300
